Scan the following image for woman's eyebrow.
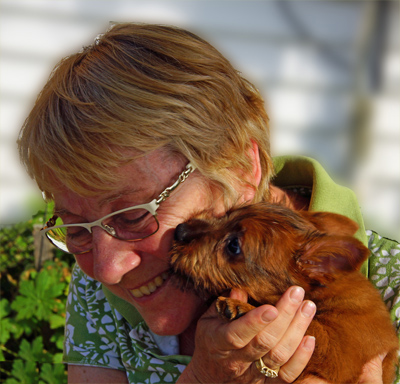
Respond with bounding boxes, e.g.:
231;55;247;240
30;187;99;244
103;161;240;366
53;187;149;215
99;187;148;208
98;192;125;208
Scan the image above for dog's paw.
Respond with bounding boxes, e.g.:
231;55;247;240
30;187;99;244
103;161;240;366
216;297;255;321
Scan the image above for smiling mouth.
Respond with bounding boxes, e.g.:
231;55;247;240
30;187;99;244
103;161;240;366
129;272;169;298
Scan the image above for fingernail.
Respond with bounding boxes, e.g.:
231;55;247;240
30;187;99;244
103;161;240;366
262;308;278;323
303;336;315;352
289;286;305;303
301;301;316;318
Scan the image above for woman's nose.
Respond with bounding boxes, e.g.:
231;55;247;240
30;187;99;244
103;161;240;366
90;228;141;285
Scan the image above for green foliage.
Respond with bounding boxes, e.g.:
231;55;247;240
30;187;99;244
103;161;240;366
5;360;39;384
12;269;65;322
1;209;73;383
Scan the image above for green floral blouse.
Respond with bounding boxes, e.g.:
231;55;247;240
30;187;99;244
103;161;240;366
63;156;400;383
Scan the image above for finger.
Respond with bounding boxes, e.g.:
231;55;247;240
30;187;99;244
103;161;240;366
215;303;279;351
277;335;316;383
358;354;385;384
274;286;306;317
246;286;306;357
262;300;316;368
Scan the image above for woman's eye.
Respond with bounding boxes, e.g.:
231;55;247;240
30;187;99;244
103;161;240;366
225;236;241;257
110;209;153;232
66;227;87;239
116;209;148;223
121;211;149;224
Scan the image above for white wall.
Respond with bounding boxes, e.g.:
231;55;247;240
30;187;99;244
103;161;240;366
1;0;399;239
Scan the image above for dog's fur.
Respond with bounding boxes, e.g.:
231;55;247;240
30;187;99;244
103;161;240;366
169;202;399;383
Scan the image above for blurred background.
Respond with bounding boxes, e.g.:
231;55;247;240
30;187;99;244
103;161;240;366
1;0;399;239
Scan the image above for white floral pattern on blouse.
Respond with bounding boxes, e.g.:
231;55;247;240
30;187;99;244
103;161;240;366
64;230;400;384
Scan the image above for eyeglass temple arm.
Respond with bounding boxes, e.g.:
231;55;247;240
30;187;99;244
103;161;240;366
42;163;196;229
156;163;195;204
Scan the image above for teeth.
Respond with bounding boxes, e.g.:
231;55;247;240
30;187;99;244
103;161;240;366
148;282;157;293
131;289;143;298
130;273;168;298
140;286;151;295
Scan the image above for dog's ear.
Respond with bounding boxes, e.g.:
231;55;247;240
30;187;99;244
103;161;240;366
296;235;370;285
299;211;359;236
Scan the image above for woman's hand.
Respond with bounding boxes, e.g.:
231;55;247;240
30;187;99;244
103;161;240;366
358;354;385;384
178;286;316;383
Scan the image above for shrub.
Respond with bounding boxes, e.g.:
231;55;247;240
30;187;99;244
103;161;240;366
0;209;74;383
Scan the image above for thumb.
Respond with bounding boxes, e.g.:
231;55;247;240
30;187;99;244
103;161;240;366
358;354;385;384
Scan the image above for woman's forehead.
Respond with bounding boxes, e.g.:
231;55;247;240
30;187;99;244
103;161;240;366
52;150;188;211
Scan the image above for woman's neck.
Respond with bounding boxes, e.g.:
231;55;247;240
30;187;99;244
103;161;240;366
179;319;198;356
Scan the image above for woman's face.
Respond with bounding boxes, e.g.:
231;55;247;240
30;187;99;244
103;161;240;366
52;150;221;336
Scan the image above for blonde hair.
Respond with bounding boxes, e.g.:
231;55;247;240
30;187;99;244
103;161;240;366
18;22;274;205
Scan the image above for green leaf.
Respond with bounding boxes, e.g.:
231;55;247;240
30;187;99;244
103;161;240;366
4;359;39;384
18;280;36;299
4;379;19;384
50;331;65;352
0;317;13;344
49;314;65;330
12;293;35;321
38;363;67;384
0;299;12;344
14;318;37;337
0;298;11;318
11;269;66;322
52;352;64;364
0;299;26;343
18;337;51;363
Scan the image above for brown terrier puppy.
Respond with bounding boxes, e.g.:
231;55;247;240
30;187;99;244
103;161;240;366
170;202;399;383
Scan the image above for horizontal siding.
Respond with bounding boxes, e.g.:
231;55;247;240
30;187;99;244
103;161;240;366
1;0;398;239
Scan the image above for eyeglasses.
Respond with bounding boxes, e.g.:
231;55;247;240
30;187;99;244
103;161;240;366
41;163;195;255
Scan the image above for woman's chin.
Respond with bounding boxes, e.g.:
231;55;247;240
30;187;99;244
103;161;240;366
138;290;207;336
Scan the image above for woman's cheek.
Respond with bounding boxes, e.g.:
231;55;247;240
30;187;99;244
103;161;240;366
74;253;95;279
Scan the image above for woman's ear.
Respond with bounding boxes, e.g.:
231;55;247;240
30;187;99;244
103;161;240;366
249;139;262;186
240;140;262;203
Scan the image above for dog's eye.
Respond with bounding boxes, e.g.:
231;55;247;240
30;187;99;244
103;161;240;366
226;236;241;257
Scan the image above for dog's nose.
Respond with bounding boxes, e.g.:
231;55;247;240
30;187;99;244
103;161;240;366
174;223;192;243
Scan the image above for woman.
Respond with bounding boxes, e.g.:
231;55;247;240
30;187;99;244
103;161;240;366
18;23;398;383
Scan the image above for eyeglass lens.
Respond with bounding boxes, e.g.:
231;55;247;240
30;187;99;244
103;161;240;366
45;207;159;254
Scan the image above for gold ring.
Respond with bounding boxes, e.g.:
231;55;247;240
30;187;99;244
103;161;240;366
255;357;280;378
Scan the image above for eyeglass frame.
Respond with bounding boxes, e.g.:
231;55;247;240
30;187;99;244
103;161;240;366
40;163;196;254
